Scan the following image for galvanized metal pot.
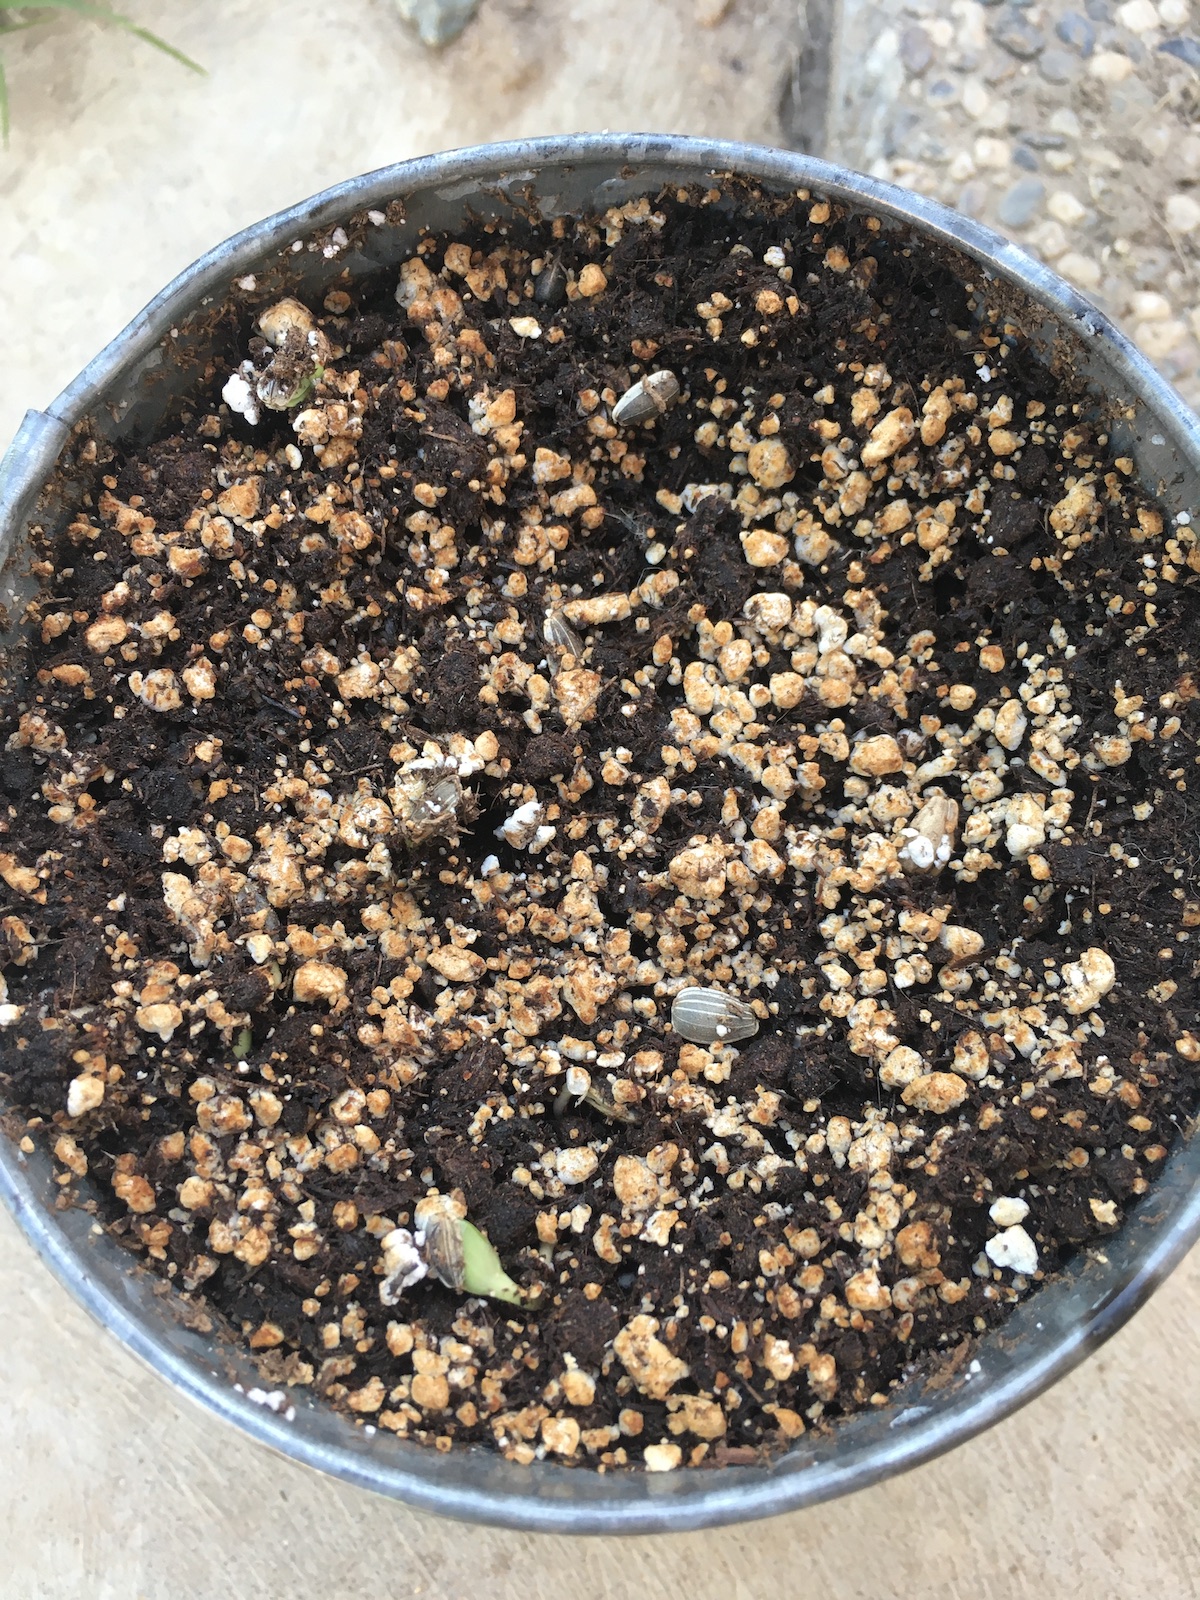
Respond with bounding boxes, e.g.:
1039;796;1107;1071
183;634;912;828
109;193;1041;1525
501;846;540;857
1;135;1198;1535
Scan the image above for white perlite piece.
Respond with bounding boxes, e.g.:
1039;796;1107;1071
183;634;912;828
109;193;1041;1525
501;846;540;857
989;1196;1030;1228
495;799;546;849
378;1227;428;1305
245;1387;291;1414
1060;947;1117;1015
986;1224;1039;1277
66;1073;105;1117
222;365;261;426
555;1147;599;1185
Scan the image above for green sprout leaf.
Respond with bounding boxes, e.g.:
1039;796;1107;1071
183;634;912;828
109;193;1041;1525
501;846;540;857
232;1025;253;1060
459;1219;536;1306
288;365;325;408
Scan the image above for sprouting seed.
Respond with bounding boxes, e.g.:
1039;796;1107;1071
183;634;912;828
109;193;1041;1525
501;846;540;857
543;611;585;661
459;1219;538;1306
407;775;461;833
232;1025;253;1060
412;1196;538;1306
584;1081;642;1124
612;369;681;427
423;1210;466;1291
564;1063;591;1098
258;297;317;348
393;757;470;846
671;986;760;1045
898;792;959;876
553;1063;592;1118
257;362;324;412
429;1216;532;1306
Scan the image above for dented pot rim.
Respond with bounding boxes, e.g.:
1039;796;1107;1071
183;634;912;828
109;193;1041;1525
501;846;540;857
1;134;1198;1535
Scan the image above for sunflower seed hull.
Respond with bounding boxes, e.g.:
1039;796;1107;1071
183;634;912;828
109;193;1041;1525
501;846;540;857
423;1212;466;1291
671;986;759;1045
543;612;585;660
612;369;680;426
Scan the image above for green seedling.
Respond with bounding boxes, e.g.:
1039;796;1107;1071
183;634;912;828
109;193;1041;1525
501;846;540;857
460;1219;533;1306
424;1209;539;1307
258;363;325;412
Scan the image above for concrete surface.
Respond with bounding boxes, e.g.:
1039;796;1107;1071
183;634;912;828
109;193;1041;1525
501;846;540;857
0;0;790;456
1;3;1199;1595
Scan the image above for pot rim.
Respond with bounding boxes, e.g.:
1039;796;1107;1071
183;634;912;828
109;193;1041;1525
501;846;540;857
1;133;1198;1535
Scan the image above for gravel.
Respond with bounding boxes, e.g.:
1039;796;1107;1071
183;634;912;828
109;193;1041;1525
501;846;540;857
392;0;479;46
829;0;1200;406
993;9;1047;55
899;23;934;72
1056;10;1097;50
1038;46;1078;79
997;175;1047;225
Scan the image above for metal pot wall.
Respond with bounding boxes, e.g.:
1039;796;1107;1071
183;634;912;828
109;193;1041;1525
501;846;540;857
1;135;1197;1535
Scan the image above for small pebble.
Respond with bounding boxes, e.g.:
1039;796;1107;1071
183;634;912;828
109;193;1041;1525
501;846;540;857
1130;289;1172;319
394;0;480;47
1166;191;1200;232
1116;0;1162;30
1057;10;1097;51
993;9;1046;56
1039;47;1078;79
1058;250;1102;289
900;24;934;73
997;177;1046;228
1048;190;1088;225
989;1195;1030;1226
1049;106;1082;136
957;181;989;219
962;78;991;118
1090;48;1135;78
1159;34;1200;63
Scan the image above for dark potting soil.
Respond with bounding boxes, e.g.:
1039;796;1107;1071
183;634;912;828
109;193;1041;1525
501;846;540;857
1;178;1197;1470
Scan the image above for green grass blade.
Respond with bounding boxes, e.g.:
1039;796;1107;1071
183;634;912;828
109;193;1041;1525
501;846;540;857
0;2;203;74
